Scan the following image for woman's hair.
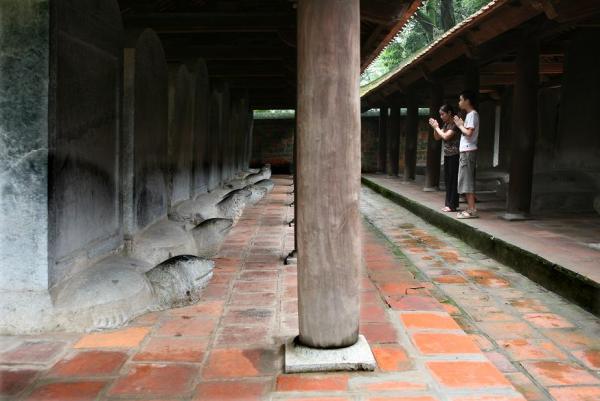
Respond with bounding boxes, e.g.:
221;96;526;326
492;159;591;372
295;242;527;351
439;104;455;115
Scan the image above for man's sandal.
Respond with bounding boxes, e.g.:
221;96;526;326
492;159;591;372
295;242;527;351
457;210;479;219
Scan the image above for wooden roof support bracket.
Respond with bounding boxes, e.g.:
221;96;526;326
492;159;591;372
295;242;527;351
524;0;559;20
458;35;479;60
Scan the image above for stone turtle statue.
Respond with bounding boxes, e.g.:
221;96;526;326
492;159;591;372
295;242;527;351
146;255;214;309
217;188;251;222
191;218;234;258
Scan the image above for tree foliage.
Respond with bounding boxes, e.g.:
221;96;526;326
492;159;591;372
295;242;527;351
361;0;491;85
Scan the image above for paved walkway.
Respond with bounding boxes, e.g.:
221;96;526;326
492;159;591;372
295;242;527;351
362;174;600;285
0;177;598;401
361;185;600;401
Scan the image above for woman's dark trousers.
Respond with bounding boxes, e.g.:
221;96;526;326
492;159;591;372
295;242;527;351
444;154;459;210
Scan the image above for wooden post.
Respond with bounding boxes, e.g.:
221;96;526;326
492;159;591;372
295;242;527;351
404;89;418;181
378;106;388;173
504;39;539;220
424;83;444;190
388;104;401;176
296;0;361;349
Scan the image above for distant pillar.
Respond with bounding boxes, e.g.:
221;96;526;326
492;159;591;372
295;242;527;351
404;89;418;181
378;106;388;173
503;39;539;220
424;83;444;191
296;0;361;348
387;104;401;176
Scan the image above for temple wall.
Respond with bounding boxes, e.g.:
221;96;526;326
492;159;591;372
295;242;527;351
0;0;255;333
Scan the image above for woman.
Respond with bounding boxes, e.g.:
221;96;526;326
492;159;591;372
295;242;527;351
429;104;460;212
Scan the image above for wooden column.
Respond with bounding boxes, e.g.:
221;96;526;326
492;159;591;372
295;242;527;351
297;0;361;349
388;104;401;176
504;39;539;219
378;106;388;173
404;89;418;181
424;83;444;190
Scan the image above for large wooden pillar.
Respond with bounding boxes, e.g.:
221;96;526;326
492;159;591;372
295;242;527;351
388;104;401;176
404;89;418;181
378;106;388;173
424;83;444;190
504;39;539;220
296;0;361;349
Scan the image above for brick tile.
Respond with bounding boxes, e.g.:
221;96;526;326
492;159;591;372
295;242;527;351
239;269;278;281
352;379;427;392
573;349;600;370
505;372;546;401
361;322;398;343
74;327;150;349
276;374;349;391
548;386;600;401
203;348;277;378
194;380;270;401
170;300;225;317
0;369;39;397
223;307;274;325
523;313;574;329
412;333;480;355
0;341;65;364
48;350;127;377
450;396;526;401
465;270;510;288
109;364;198;396
371;345;411;372
279;398;350;401
509;299;549;313
485;351;518;373
385;295;444;311
434;275;468;284
216;325;271;346
427;361;512;388
543;330;600;350
24;381;106;401
201;284;230;300
133;337;207;362
366;397;438;401
477;322;539;340
498;339;567;361
360;304;389;322
157;316;216;336
400;312;461;330
229;291;277;307
233;280;278;293
521;361;600;386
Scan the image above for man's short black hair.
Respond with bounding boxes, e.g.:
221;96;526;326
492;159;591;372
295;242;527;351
460;90;478;108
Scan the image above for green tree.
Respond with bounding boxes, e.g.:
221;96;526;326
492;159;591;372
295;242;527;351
361;0;491;85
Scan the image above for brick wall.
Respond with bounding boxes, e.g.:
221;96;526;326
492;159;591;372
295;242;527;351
251;115;430;174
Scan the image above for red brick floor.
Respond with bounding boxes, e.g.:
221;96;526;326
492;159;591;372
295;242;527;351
361;183;600;401
1;177;597;400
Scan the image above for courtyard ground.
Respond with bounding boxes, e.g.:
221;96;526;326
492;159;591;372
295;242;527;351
0;177;598;401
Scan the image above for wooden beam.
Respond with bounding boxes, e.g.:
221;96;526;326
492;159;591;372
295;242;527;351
165;45;293;61
124;12;296;33
481;61;563;74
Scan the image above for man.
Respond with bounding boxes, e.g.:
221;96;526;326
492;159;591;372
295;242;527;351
454;90;479;219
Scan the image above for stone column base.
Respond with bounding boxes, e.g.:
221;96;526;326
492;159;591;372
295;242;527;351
284;335;376;373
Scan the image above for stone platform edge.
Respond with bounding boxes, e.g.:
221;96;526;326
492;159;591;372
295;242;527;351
361;175;600;317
